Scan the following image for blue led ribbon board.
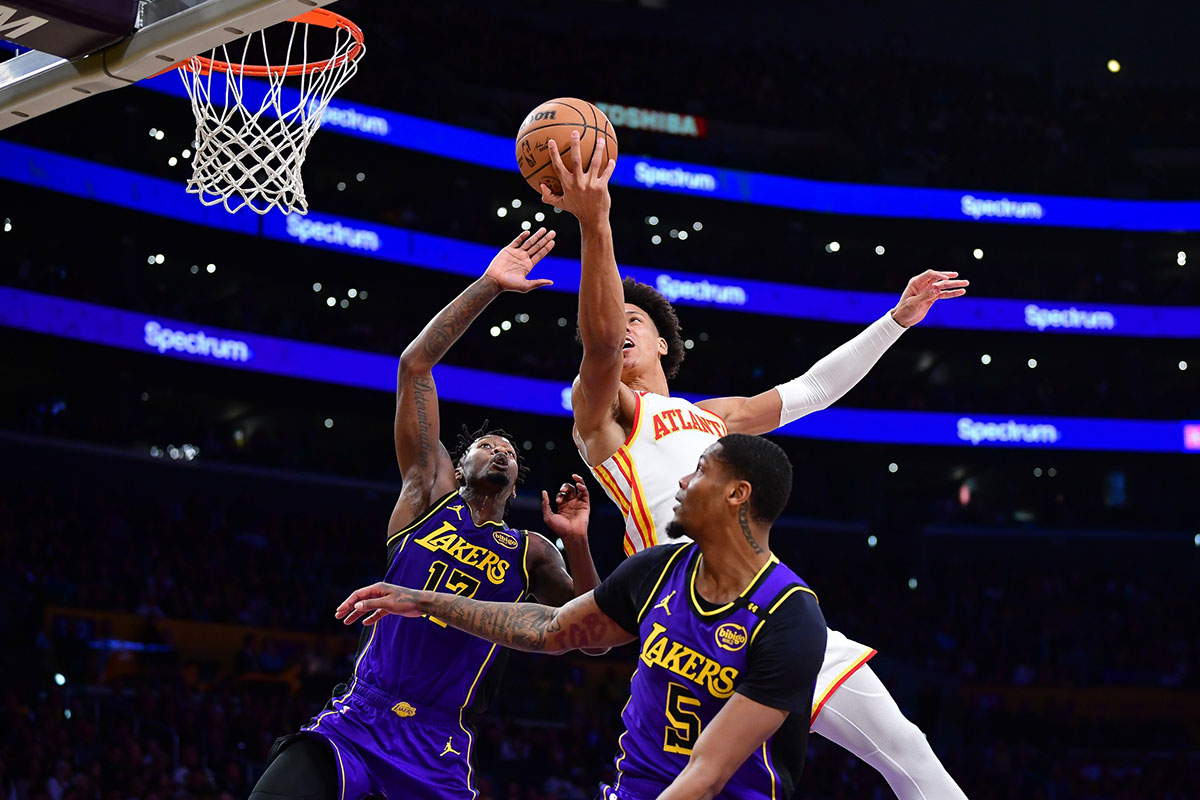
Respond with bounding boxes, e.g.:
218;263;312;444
2;287;1195;454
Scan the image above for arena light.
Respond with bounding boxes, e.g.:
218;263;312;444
1028;358;1038;369
534;212;545;222
339;299;350;308
359;291;368;300
205;264;216;274
683;339;694;350
522;441;533;450
1180;361;1189;371
693;221;703;231
651;235;662;245
1048;467;1058;477
147;256;156;265
356;172;365;182
521;220;532;231
182;149;192;159
545;441;556;450
908;578;918;590
189;265;199;274
866;534;878;548
647;215;659;226
557;317;568;327
1034;467;1043;477
825;241;841;253
1178;251;1187;266
669;229;678;238
155;130;165;141
501;320;512;331
888;462;899;473
336;182;346;192
148;128;158;138
54;673;65;686
516;313;530;323
980;353;992;365
973;248;984;260
496;207;508;218
678;231;689;240
1107;59;1121;73
154;253;165;264
168;156;178;166
348;288;357;298
326;297;336;307
312;282;322;292
875;245;885;255
1195;533;1199;547
490;326;501;337
511;198;522;209
324;418;334;429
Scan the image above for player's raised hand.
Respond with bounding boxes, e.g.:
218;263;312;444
890;269;971;328
540;131;616;227
483;228;556;293
336;581;424;627
541;473;591;543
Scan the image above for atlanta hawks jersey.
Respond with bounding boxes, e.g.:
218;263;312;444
587;391;727;554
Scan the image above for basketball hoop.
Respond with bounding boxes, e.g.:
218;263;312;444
176;8;365;215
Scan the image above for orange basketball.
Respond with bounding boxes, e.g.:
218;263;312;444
515;98;619;195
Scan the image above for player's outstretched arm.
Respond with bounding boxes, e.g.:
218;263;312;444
389;229;557;531
540;133;628;460
697;269;970;435
335;584;634;656
656;694;790;800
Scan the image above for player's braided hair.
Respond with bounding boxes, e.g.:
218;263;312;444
452;422;529;514
571;277;686;379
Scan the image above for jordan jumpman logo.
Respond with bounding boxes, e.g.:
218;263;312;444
439;737;461;757
447;505;466;521
654;590;676;616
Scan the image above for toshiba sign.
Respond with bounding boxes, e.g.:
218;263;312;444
595;102;707;138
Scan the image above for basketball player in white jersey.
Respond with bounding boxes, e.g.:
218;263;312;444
539;133;971;800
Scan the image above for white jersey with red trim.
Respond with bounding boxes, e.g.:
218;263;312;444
586;391;727;555
581;390;878;725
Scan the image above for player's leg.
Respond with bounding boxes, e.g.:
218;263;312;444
811;664;968;800
248;736;339;800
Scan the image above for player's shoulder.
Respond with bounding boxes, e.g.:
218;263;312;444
753;579;826;650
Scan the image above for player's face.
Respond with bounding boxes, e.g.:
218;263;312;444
461;435;519;494
667;444;728;540
621;304;668;378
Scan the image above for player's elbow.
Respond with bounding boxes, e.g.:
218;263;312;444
398;348;433;377
675;757;730;799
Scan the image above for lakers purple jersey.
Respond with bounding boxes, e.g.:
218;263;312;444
614;544;817;800
349;492;531;716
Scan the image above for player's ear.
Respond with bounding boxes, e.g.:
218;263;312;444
728;480;752;510
454;466;464;485
657;337;668;356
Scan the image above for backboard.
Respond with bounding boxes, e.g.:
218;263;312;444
0;0;338;130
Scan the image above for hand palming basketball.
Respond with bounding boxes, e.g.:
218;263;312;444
540;131;617;226
483;228;557;293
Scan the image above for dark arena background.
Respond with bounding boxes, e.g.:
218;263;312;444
2;1;1199;798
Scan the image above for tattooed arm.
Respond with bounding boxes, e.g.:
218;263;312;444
388;229;557;533
335;584;634;655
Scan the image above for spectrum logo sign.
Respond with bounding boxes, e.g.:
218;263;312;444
144;321;253;362
957;417;1061;446
1024;304;1117;332
633;161;718;192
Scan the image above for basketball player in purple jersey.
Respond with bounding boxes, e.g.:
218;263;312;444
340;434;827;800
540;133;970;799
248;229;603;800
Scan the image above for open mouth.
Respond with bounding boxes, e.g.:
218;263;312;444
491;455;510;469
622;337;634;350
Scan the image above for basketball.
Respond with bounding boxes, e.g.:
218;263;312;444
515;98;619;194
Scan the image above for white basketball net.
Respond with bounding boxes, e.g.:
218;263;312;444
178;17;363;215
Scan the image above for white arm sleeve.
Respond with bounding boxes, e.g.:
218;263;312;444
775;311;906;426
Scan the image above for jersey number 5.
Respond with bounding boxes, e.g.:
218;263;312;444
422;560;482;628
663;682;702;755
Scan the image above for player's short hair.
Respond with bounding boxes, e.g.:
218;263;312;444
622;278;686;379
713;434;793;524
